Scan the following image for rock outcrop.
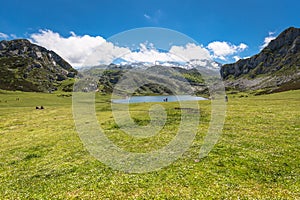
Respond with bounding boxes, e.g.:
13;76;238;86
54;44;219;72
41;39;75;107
221;27;300;92
0;39;77;92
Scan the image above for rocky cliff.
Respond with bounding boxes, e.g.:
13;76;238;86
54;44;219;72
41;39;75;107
221;27;300;92
0;39;77;92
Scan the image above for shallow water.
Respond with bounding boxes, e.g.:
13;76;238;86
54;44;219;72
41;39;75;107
112;95;207;104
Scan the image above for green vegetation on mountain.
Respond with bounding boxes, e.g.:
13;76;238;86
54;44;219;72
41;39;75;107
81;64;207;96
0;39;77;92
221;27;300;93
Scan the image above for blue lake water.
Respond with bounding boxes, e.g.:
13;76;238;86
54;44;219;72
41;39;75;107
112;95;207;104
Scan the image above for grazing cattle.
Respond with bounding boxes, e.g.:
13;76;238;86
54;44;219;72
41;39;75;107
40;106;44;109
36;106;40;109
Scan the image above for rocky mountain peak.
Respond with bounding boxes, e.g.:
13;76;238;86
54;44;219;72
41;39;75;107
220;27;300;93
0;39;77;92
266;27;300;52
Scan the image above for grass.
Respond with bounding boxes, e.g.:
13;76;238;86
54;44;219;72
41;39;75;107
0;89;299;199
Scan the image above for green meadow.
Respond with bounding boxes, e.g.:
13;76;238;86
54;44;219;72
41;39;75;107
0;89;299;199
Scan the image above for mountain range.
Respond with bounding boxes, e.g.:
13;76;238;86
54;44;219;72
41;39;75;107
78;64;208;96
0;27;299;94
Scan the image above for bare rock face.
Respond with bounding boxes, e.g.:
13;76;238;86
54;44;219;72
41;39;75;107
221;27;300;92
0;39;77;92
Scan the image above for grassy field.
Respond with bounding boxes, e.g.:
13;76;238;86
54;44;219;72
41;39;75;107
0;89;299;199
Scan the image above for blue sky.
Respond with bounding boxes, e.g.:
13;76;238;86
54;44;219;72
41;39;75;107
0;0;299;66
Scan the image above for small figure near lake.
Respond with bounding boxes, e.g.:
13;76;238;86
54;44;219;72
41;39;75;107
225;95;228;102
163;97;168;102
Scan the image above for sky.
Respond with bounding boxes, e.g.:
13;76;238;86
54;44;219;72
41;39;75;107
0;0;299;67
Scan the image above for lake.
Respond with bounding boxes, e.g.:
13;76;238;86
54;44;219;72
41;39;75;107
112;95;207;104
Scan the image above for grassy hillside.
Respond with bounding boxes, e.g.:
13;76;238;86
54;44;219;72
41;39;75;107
0;90;299;199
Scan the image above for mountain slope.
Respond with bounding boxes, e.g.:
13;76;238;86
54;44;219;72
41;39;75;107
221;27;300;93
0;39;77;92
79;64;208;96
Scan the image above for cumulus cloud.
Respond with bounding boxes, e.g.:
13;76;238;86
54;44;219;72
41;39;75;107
30;29;129;67
86;41;130;66
207;41;248;60
0;32;9;39
121;43;177;63
120;43;211;64
29;29;249;67
169;43;211;61
30;29;212;67
260;31;276;50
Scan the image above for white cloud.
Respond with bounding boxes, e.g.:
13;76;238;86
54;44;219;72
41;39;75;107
144;14;151;19
70;31;76;37
86;41;131;66
10;34;17;39
269;31;275;35
29;29;249;67
121;43;177;63
30;29;130;67
144;10;162;24
30;29;211;67
233;56;241;61
169;43;211;61
207;41;248;60
260;31;276;50
238;43;248;50
120;43;211;64
0;32;9;39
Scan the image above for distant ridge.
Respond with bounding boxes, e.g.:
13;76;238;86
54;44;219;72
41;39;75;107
0;39;77;92
221;27;300;93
